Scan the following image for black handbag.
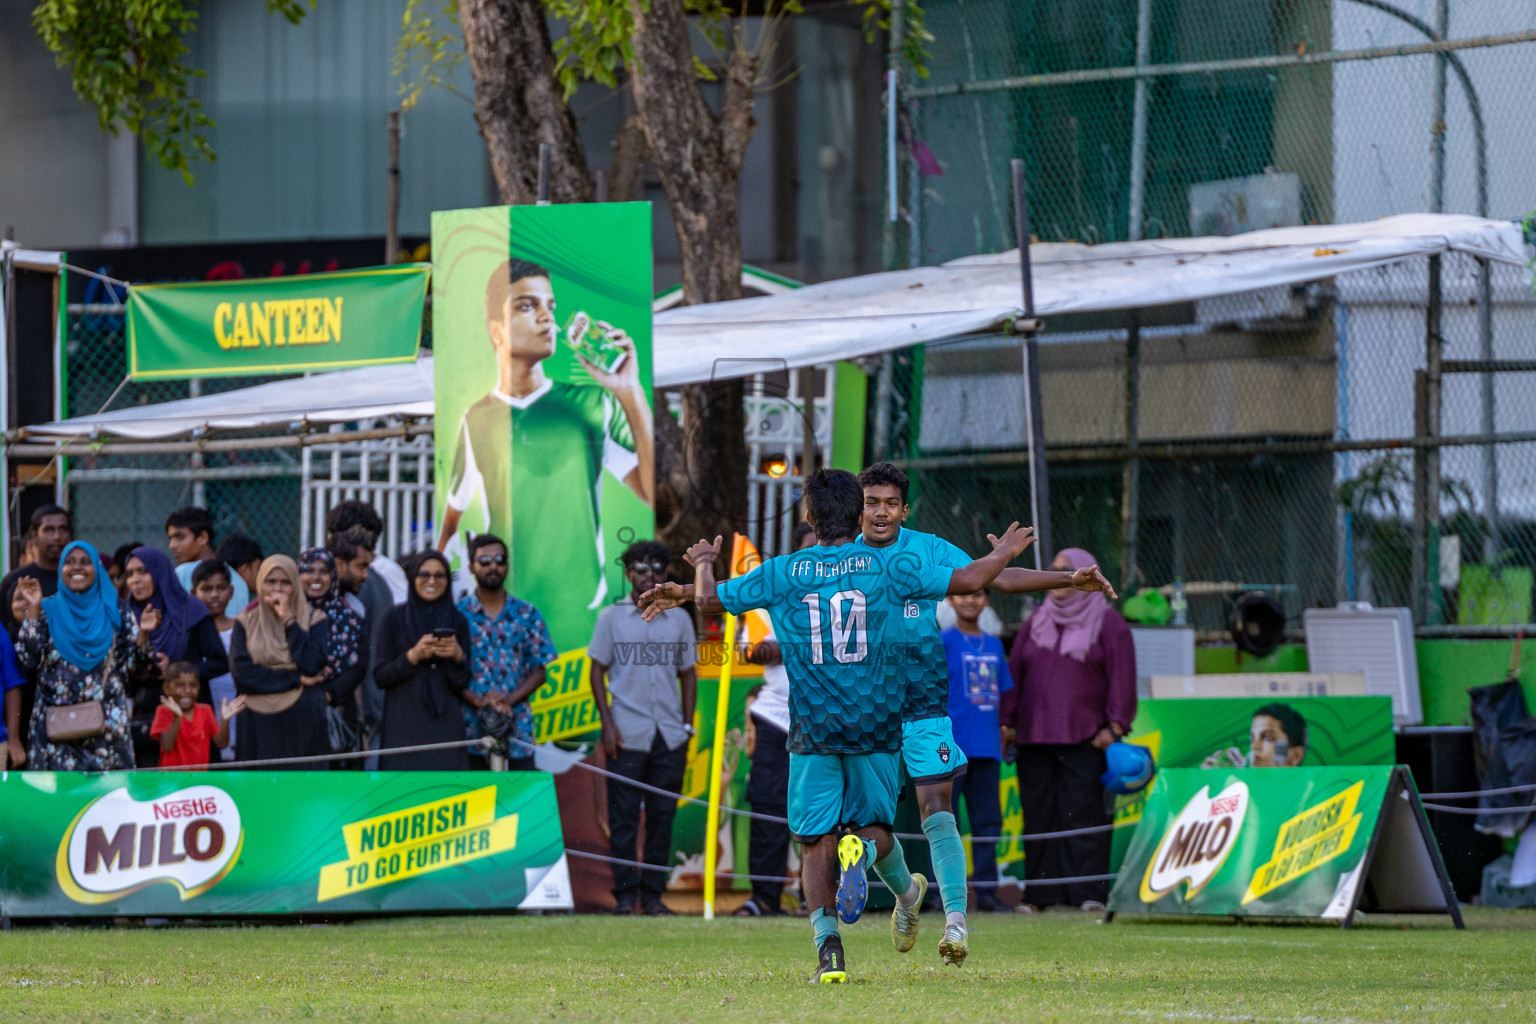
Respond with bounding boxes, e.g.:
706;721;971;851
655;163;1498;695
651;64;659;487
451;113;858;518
325;704;359;756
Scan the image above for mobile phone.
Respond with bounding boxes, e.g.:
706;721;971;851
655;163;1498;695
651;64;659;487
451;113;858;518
433;627;456;639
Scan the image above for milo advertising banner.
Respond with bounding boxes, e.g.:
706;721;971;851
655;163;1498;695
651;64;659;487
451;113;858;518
432;204;654;744
0;771;570;917
1107;765;1461;926
1112;696;1395;870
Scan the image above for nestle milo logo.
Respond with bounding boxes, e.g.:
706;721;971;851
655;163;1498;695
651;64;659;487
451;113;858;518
1139;781;1249;903
57;786;243;904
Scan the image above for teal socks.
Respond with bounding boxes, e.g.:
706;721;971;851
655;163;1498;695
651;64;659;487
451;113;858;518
871;838;916;903
811;906;840;951
923;811;969;916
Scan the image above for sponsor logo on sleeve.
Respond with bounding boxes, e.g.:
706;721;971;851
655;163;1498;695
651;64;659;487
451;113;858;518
57;786;243;904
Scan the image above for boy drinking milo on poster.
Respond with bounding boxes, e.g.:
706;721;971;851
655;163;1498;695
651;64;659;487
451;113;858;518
435;259;654;651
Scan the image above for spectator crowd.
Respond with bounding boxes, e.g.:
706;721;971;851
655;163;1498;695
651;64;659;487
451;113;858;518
0;497;1133;917
0;500;557;778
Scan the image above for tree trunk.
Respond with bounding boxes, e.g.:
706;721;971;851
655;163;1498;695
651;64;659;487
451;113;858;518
458;0;593;204
629;0;760;556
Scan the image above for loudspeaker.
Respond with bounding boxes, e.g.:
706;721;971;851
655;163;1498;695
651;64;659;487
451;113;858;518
1229;590;1285;657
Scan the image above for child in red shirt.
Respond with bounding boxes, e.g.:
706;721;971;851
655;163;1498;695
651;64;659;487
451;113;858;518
151;662;243;769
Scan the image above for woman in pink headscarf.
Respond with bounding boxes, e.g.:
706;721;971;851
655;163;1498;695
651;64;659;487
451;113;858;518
1001;547;1136;913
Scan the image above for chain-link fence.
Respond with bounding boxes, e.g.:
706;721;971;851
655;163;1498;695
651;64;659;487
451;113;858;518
887;0;1536;631
62;305;303;558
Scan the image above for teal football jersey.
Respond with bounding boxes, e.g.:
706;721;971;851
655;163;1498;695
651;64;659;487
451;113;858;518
856;528;974;721
717;540;953;754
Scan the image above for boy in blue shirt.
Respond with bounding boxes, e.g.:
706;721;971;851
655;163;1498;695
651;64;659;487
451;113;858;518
942;589;1013;911
1;630;24;767
637;469;1035;983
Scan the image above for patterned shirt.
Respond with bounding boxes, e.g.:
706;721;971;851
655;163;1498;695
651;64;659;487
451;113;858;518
457;591;558;747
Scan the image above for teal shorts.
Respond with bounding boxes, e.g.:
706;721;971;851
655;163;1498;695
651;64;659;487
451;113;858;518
902;716;969;785
787;750;902;843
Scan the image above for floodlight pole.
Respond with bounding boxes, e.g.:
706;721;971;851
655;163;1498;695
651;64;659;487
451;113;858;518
1011;159;1049;569
1120;0;1151;595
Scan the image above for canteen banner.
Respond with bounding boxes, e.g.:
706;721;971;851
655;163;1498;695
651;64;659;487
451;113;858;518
0;770;570;917
1107;765;1460;924
1112;696;1396;870
127;264;429;379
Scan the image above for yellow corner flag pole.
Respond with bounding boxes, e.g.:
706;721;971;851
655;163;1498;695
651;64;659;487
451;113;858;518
702;610;738;920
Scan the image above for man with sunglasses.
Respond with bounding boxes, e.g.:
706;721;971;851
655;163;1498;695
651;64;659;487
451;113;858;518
588;541;698;916
456;533;558;771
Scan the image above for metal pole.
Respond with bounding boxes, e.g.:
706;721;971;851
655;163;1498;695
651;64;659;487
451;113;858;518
1412;370;1429;622
957;1;1004;246
1479;259;1498;560
1011;158;1048;568
1120;315;1141;593
1120;0;1151;596
1126;0;1153;244
882;0;905;270
1346;0;1498;568
798;365;819;481
876;1;905;458
536;143;552;206
386;112;401;265
188;378;205;507
872;355;894;460
906;28;1536;98
1422;0;1447;624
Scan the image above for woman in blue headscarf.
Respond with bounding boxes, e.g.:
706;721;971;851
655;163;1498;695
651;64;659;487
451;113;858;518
14;541;152;770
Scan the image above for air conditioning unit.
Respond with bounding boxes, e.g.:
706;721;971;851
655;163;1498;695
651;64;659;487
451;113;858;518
1130;627;1195;701
1303;604;1422;725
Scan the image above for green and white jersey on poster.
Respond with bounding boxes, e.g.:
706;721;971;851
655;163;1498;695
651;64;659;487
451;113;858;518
444;379;637;652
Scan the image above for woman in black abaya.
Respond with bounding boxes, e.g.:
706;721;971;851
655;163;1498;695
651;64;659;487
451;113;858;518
375;550;474;770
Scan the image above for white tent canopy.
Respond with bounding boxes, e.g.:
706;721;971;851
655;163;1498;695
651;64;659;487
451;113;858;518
654;213;1525;386
16;214;1526;443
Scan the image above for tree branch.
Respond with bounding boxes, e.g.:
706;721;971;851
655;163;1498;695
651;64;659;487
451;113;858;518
458;0;592;204
720;47;760;171
608;112;650;203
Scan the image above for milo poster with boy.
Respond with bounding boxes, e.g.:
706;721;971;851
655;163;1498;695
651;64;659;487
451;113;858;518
431;205;655;742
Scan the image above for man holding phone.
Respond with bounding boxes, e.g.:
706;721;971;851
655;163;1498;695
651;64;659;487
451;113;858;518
587;541;697;916
457;533;558;771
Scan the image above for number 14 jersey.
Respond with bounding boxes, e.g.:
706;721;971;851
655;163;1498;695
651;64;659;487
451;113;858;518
717;541;953;755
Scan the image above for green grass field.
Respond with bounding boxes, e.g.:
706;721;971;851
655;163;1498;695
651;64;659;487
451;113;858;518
3;909;1533;1022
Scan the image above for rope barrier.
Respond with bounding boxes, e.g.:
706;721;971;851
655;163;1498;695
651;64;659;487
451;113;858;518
106;737;495;773
1421;801;1536;816
563;847;1117;890
509;738;787;824
897;821;1125;843
1418;781;1536;800
514;738;1123;842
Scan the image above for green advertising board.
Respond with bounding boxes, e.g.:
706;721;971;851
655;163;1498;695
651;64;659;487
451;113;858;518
1112;696;1395;870
127;264;429;379
0;771;569;918
1107;765;1461;925
432;204;655;744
